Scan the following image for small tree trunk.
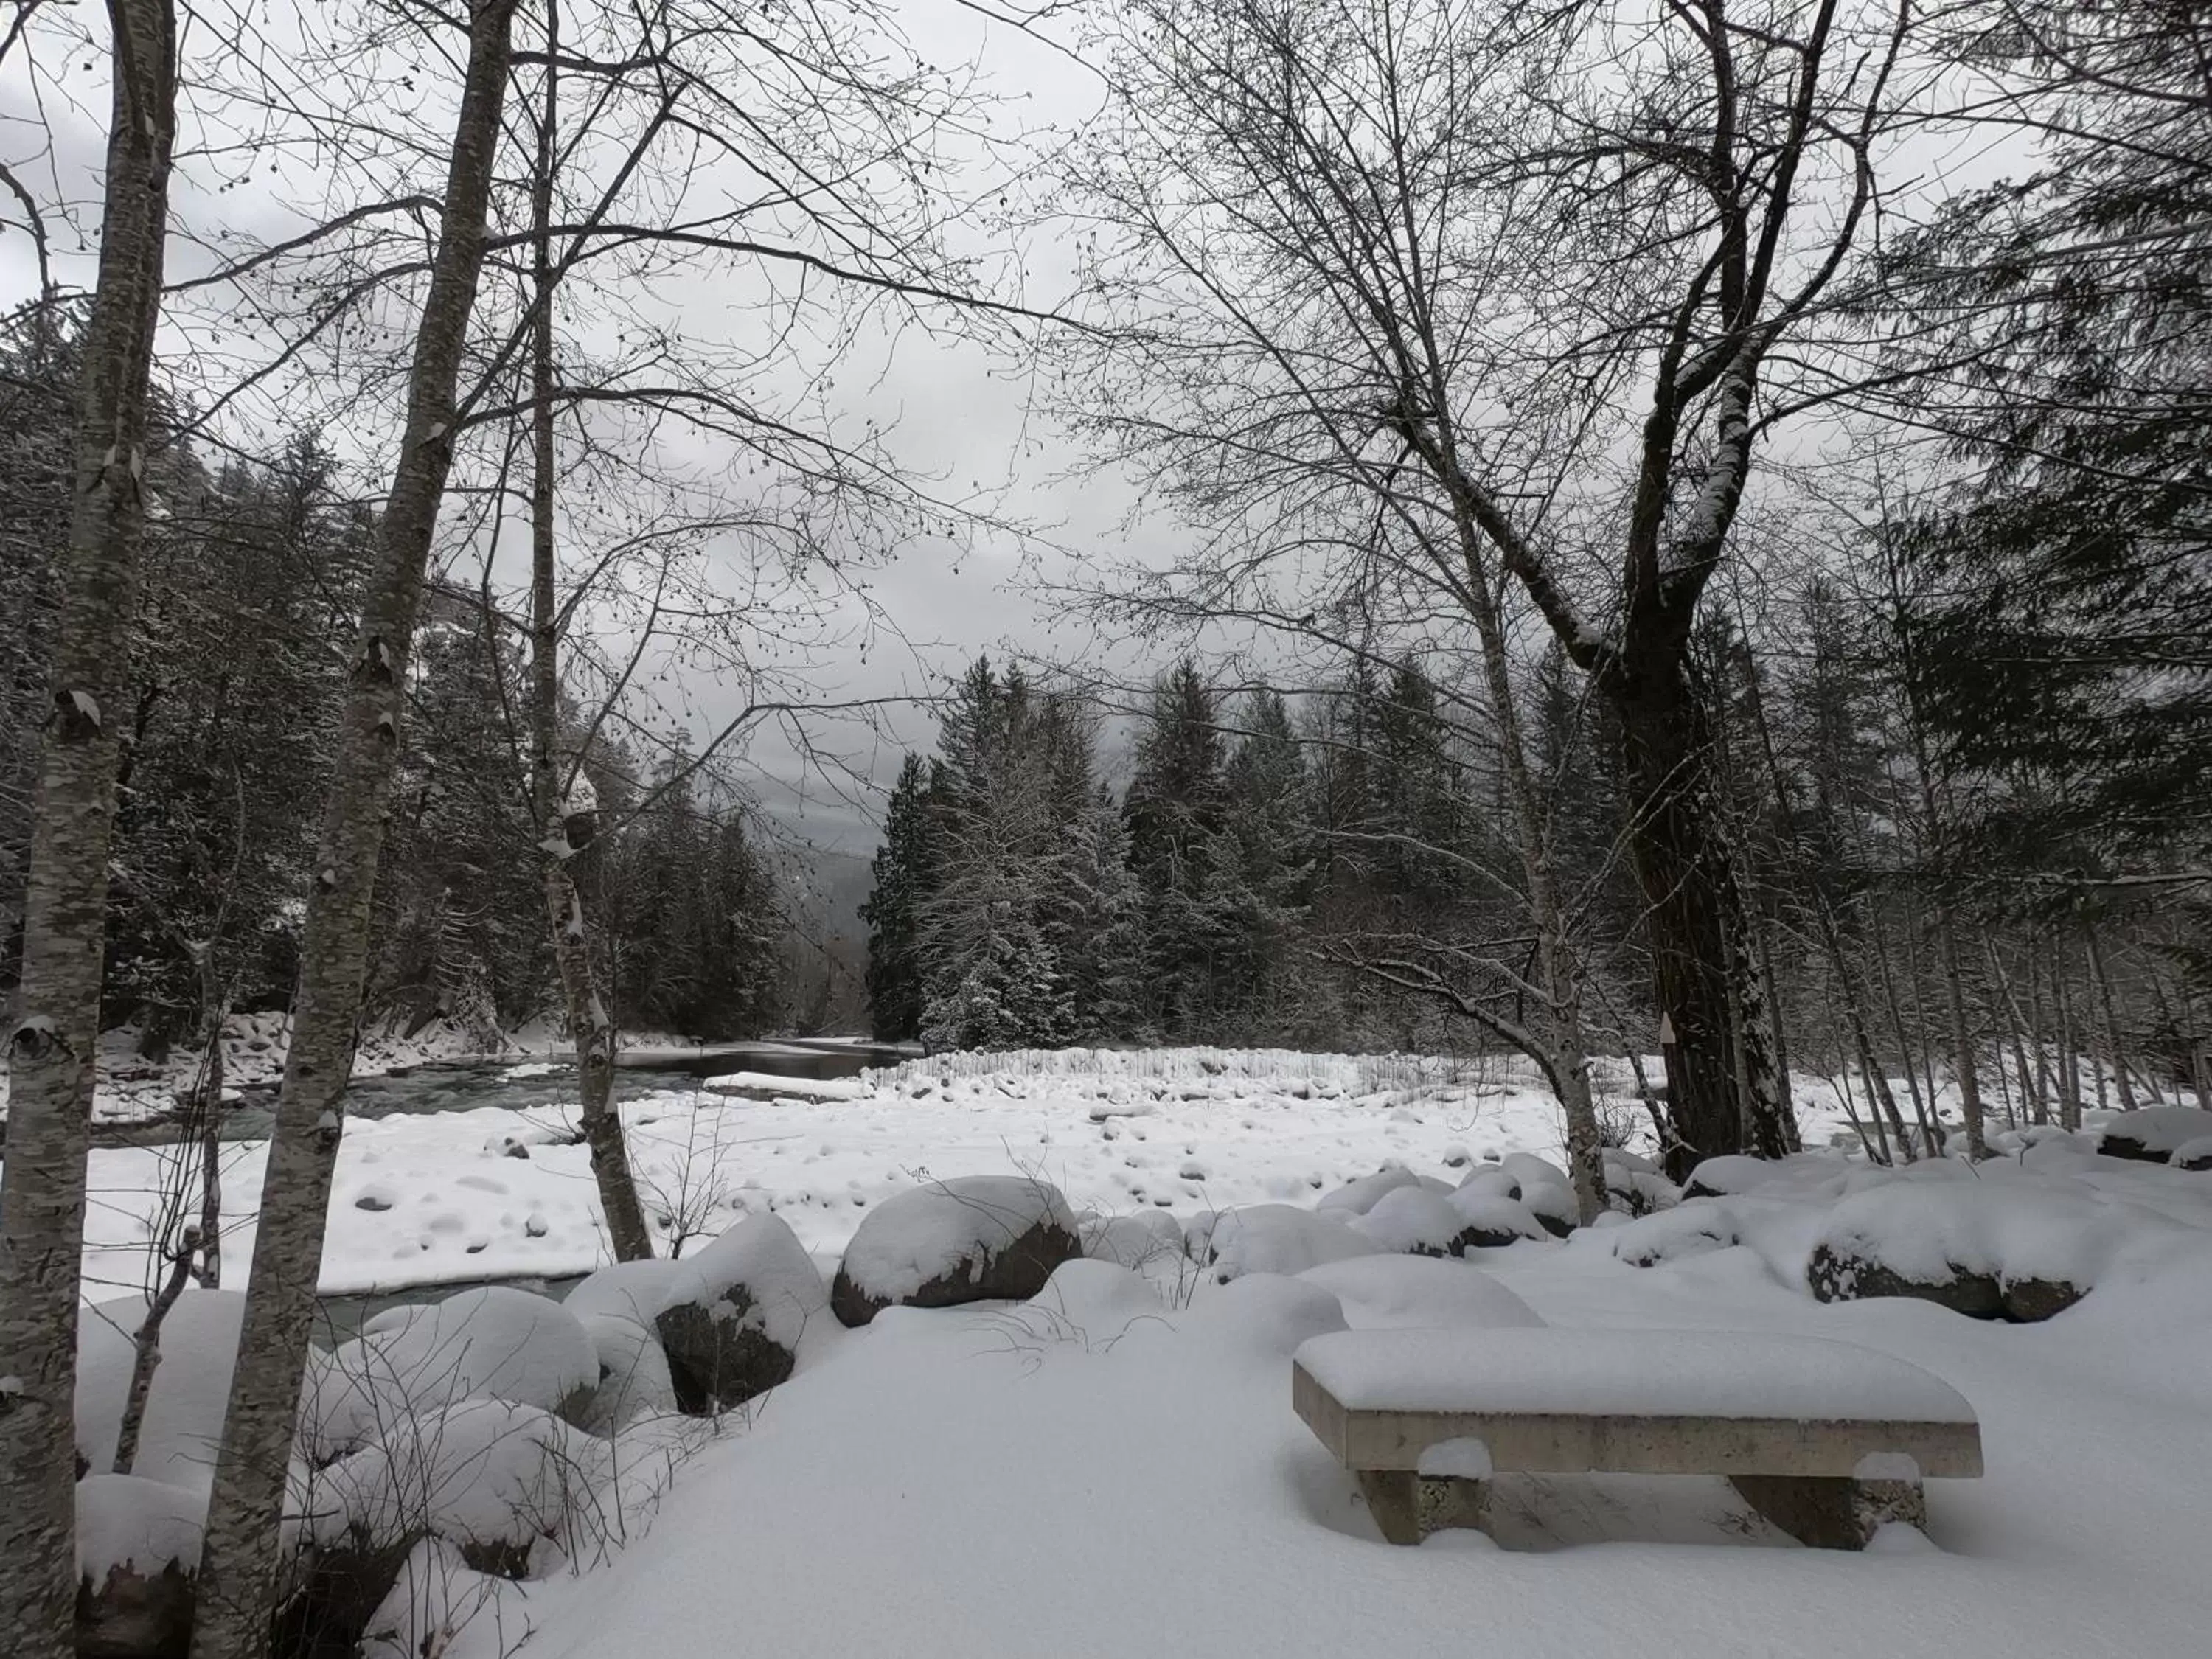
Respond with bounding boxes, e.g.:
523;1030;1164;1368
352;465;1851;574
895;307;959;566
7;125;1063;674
195;1019;224;1287
0;5;177;1652
189;6;521;1651
1937;908;1986;1157
1870;905;1941;1157
527;4;654;1262
2084;922;2136;1112
2053;942;2084;1133
112;1242;194;1475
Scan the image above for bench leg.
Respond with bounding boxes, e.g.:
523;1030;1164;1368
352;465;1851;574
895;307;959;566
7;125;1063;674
1355;1470;1422;1545
1730;1475;1927;1549
1355;1471;1491;1545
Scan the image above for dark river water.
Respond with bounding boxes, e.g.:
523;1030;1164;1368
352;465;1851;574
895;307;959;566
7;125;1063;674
92;1039;912;1148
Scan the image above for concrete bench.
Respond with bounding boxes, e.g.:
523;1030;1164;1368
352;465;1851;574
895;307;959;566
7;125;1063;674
1292;1327;1983;1549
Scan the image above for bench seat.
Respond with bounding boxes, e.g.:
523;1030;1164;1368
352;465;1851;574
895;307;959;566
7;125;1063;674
1292;1328;1983;1549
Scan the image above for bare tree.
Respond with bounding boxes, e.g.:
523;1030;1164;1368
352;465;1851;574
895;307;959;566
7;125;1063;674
1059;0;1916;1174
187;2;526;1649
0;3;177;1654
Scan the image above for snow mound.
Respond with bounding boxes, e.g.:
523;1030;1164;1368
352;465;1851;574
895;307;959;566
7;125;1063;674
1189;1272;1349;1355
1315;1167;1436;1216
1294;1327;1978;1422
1021;1258;1169;1332
1349;1186;1476;1255
1610;1202;1745;1267
77;1473;204;1579
1298;1255;1545;1330
1082;1208;1187;1268
1445;1187;1550;1244
701;1071;869;1102
305;1287;597;1458
312;1399;591;1554
76;1288;243;1494
2171;1136;2212;1172
1203;1203;1377;1281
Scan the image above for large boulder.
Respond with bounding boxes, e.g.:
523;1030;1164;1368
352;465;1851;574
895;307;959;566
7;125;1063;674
2096;1106;2212;1164
302;1287;597;1459
1806;1178;2129;1322
75;1475;201;1659
831;1176;1083;1326
1806;1240;2006;1318
655;1214;828;1413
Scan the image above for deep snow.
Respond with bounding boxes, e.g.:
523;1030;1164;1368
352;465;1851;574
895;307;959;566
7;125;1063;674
44;1046;2212;1659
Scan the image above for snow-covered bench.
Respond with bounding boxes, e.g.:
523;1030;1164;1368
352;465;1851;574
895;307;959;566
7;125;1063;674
1292;1328;1982;1549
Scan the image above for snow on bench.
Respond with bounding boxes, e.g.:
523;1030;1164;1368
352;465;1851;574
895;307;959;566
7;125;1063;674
1292;1328;1982;1550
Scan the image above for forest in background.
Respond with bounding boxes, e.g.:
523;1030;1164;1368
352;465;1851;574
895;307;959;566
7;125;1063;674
0;318;850;1052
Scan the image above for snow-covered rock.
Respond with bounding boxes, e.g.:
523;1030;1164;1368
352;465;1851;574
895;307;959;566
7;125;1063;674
562;1259;689;1426
310;1399;591;1568
1203;1203;1377;1281
1314;1166;1444;1217
1349;1186;1482;1256
76;1287;243;1494
1609;1201;1744;1267
2096;1107;2212;1164
1444;1186;1549;1247
1806;1178;2136;1321
75;1475;201;1659
655;1214;829;1413
2171;1136;2212;1173
830;1175;1082;1326
305;1287;598;1459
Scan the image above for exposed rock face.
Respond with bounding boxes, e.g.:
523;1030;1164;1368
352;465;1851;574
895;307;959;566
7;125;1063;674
831;1176;1083;1326
1807;1242;2006;1319
77;1563;195;1659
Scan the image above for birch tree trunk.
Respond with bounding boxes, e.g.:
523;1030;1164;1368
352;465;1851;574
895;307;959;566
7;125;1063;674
0;4;176;1652
527;0;655;1262
188;4;521;1649
2084;922;2136;1113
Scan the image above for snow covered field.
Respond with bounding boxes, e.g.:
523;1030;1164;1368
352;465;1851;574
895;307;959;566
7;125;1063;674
82;1048;1641;1296
53;1047;2212;1659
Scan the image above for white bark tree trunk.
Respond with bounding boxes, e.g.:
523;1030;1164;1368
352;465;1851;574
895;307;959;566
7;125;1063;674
0;4;176;1652
526;1;655;1262
187;4;521;1650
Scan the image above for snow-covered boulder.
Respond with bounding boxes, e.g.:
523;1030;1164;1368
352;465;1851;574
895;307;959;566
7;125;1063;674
1349;1186;1484;1256
77;1287;243;1493
2171;1136;2212;1173
655;1214;829;1413
304;1287;598;1459
2096;1107;2212;1164
1444;1185;1549;1248
310;1399;591;1573
830;1175;1083;1326
1609;1201;1742;1268
76;1475;201;1659
1203;1203;1377;1282
1806;1179;2132;1321
562;1259;687;1425
1298;1256;1545;1331
1315;1167;1447;1217
1517;1179;1579;1237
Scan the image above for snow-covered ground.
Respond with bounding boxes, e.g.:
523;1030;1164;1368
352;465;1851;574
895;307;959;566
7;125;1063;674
53;1046;2212;1657
81;1048;1632;1296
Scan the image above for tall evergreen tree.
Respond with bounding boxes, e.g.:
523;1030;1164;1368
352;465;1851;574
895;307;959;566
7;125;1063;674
862;754;933;1040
